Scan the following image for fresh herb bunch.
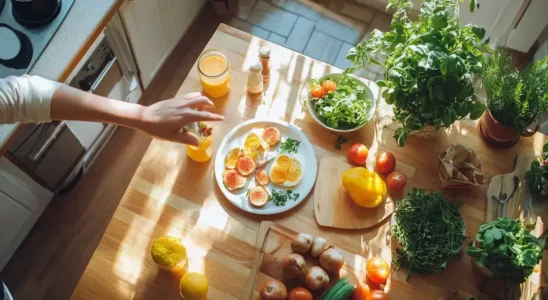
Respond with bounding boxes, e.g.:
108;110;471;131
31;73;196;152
466;217;544;283
269;189;299;206
346;0;488;146
280;138;300;154
310;74;372;130
529;140;548;194
392;188;465;277
483;50;548;132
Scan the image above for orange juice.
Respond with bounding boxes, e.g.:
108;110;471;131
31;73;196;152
198;50;230;98
186;134;213;163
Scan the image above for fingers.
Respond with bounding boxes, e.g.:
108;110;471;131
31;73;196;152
184;110;225;123
179;92;203;100
169;132;200;146
179;96;214;110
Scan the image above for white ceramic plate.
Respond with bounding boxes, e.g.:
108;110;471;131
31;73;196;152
214;119;318;215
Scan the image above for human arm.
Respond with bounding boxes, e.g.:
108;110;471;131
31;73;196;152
0;76;224;145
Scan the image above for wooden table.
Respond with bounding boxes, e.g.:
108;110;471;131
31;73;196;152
71;24;548;300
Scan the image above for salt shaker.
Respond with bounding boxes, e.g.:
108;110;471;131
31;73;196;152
259;46;271;83
247;61;263;94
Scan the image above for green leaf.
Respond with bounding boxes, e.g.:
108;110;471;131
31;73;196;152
440;60;448;76
469;0;476;12
469;101;485;119
430;11;449;29
376;80;389;88
472;25;486;40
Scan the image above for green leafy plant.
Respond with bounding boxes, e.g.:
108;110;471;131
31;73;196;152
483;50;548;133
529;140;548;194
466;218;544;283
309;74;372;130
346;0;489;146
392;188;465;278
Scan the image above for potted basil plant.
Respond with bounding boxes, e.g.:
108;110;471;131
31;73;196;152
466;217;544;284
346;0;488;146
479;50;548;147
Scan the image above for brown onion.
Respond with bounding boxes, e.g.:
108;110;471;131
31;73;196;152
304;266;329;290
281;253;307;280
319;247;345;273
291;233;313;254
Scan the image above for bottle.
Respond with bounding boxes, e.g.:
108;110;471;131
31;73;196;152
259;46;271;83
247;61;263;94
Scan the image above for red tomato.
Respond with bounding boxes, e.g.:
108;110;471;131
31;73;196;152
370;290;389;300
352;283;370;300
375;152;396;174
288;287;313;300
322;80;337;93
366;257;390;284
348;143;368;165
387;171;407;190
311;85;325;98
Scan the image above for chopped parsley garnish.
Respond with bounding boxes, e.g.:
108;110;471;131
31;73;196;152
269;189;300;206
280;138;300;154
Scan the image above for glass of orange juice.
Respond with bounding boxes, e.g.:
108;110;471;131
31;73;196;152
184;123;213;163
198;49;230;98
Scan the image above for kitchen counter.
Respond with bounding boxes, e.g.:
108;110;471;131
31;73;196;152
72;24;548;299
0;0;125;155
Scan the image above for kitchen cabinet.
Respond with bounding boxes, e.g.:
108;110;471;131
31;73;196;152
119;0;207;88
0;157;53;270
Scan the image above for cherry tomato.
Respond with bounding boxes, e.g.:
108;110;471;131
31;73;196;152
375;151;396;174
322;80;337;93
366;257;390;284
387;171;407;190
370;290;389;300
352;283;370;300
288;287;313;300
348;143;368;165
311;85;325;98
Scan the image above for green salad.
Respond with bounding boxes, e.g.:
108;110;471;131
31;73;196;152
309;74;372;130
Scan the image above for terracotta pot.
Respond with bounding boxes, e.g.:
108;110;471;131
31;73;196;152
478;109;537;147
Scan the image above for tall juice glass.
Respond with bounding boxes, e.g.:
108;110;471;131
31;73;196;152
186;132;213;163
198;49;230;98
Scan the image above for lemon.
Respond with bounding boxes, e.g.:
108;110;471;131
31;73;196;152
180;272;208;300
150;236;187;268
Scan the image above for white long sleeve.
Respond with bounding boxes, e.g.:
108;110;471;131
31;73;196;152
0;75;62;124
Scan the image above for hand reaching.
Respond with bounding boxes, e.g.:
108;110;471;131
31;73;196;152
136;92;224;145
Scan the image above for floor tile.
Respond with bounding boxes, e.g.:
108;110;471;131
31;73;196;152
270;0;288;7
304;30;343;65
315;16;362;44
237;0;259;20
341;2;374;23
285;17;315;52
268;32;287;45
248;0;298;37
228;18;271;40
333;42;354;70
284;0;320;21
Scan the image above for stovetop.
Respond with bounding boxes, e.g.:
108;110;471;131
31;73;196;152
0;0;75;78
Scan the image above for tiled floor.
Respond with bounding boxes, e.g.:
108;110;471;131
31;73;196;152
229;0;392;81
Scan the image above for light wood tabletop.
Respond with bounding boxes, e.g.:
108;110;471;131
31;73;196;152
71;24;548;300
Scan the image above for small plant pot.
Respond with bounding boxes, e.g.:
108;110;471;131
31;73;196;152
478;109;537;147
410;125;439;140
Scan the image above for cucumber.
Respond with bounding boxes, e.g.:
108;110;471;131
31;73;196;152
322;278;355;300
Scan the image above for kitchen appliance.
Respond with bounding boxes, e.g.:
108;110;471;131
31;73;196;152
0;0;74;77
7;13;143;193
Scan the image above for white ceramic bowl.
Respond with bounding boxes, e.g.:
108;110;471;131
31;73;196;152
306;73;376;133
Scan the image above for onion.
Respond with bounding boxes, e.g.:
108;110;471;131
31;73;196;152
281;253;307;280
304;266;330;290
291;233;314;254
259;279;288;300
319;247;345;273
310;237;330;258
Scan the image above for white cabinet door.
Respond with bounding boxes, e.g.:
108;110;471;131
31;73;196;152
0;193;31;255
120;0;206;88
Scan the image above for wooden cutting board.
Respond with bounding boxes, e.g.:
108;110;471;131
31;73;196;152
314;157;396;229
247;221;375;300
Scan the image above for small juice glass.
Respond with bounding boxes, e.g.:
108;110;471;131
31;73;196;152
198;49;230;98
186;133;213;163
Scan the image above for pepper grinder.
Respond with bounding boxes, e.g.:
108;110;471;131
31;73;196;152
259;46;271;83
247;61;263;94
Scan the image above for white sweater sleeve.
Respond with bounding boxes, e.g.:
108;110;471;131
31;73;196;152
0;75;62;124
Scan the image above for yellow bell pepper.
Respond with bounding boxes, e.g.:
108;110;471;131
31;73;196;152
342;167;386;208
